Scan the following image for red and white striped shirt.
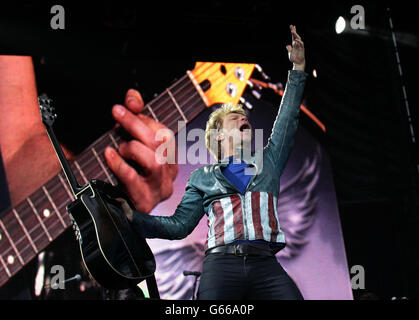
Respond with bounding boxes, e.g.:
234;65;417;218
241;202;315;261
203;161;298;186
205;191;286;250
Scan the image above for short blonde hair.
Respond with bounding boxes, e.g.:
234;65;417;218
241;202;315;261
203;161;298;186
205;103;247;160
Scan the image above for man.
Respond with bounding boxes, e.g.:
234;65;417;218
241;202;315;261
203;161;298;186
0;56;177;299
121;25;307;299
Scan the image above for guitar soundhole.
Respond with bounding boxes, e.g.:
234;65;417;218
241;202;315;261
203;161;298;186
220;64;227;75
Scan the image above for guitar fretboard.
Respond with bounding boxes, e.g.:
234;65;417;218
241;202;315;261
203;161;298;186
0;71;207;287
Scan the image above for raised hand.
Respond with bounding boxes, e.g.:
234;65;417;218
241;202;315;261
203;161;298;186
286;25;306;71
104;89;178;214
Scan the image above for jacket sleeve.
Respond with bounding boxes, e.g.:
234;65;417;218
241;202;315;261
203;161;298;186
264;70;307;174
130;178;205;240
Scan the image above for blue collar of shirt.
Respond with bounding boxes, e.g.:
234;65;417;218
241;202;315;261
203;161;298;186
219;150;256;165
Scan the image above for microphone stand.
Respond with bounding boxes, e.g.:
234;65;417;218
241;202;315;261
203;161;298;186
191;275;199;300
43;274;82;290
183;271;201;300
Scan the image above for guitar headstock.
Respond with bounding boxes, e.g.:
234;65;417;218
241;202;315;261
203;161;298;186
38;94;57;127
190;62;256;107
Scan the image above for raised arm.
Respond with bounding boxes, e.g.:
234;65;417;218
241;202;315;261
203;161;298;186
265;25;307;174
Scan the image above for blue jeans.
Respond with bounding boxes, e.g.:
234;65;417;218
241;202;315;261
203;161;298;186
197;253;304;300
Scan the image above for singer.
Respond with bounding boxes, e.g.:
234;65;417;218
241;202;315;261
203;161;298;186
119;25;307;300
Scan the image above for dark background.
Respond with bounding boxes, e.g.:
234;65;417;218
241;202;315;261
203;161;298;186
1;0;418;299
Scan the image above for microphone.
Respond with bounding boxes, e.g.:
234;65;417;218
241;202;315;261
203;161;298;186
183;271;201;277
44;274;82;289
64;274;82;283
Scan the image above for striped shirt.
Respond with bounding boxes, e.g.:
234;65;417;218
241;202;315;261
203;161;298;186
205;192;286;251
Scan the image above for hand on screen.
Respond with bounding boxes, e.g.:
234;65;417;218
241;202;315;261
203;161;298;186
104;89;178;214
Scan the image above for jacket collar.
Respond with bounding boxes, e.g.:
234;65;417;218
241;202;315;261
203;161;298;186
218;149;257;165
215;149;263;174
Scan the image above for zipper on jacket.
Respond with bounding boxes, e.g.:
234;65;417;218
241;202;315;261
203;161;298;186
245;162;258;192
241;161;258;240
239;193;248;239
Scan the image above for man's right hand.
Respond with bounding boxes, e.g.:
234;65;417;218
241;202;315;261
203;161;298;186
104;89;178;214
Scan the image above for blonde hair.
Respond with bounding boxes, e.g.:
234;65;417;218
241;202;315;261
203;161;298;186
205;103;247;160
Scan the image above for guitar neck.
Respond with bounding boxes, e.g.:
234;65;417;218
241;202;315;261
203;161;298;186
0;71;207;287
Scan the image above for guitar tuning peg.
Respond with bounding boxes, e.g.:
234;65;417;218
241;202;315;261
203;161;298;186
251;90;262;100
255;64;271;81
240;97;253;110
254;82;263;91
274;82;283;90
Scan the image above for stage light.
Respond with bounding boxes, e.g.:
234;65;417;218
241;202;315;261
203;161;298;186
312;69;318;78
335;16;346;34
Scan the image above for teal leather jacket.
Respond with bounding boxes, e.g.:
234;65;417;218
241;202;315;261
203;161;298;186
131;70;307;250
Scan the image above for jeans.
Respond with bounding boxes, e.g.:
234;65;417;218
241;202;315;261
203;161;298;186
197;253;304;300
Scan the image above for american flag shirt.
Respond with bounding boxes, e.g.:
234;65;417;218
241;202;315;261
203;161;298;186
132;70;307;252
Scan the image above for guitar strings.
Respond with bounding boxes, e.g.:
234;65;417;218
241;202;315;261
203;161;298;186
146;61;215;122
0;163;113;272
67;84;203;180
68;75;207;175
80;61;216;157
149;77;202;127
1;147;115;267
137;61;218;126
